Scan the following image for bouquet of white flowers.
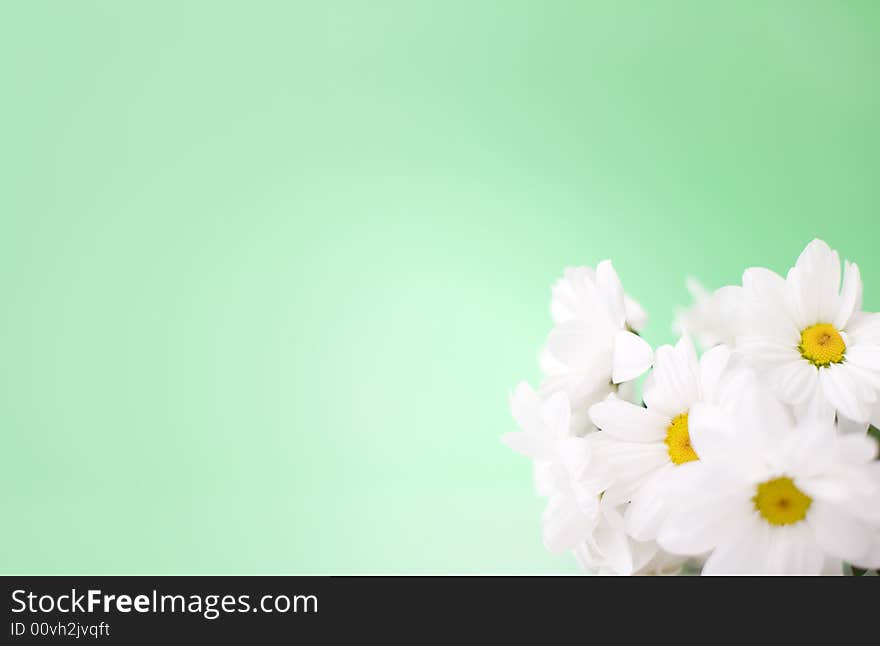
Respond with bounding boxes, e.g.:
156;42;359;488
504;239;880;575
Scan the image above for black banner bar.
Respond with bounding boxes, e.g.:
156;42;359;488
2;575;868;642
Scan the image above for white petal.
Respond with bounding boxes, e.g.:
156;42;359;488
742;266;787;301
794;385;836;425
611;330;653;384
697;344;732;402
550;266;600;324
845;344;880;373
539;371;614;414
624;295;648;332
501;431;555;461
701;515;770;575
658;488;752;556
778;419;836;469
821;557;845;575
625;465;675;541
849;533;880;570
713;285;746;338
839;432;879;464
834;261;862;330
588;399;668;443
616;378;639;404
642;376;679;419
572;542;599;572
676;334;700;373
764;523;825;575
847;312;880;345
819;364;871;423
837;415;870;437
798;475;855;504
629;539;661;574
590;522;634;575
533;461;559;497
790;239;840;326
844;362;880;394
773;360;818;405
736;337;800;366
541;391;571;439
508;382;544;434
741;267;799;338
651;343;699;412
542;493;595;554
589;439;669;504
557;436;593;481
711;367;794;445
749;379;799;441
808;501;871;564
595;260;626;329
545;319;607;370
687;403;738;463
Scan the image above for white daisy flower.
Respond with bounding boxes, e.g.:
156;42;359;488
673;277;743;351
540;262;653;432
656;381;880;575
572;501;688;576
737;239;880;424
503;383;599;554
586;336;735;541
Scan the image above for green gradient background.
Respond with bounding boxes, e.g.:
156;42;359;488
2;2;878;574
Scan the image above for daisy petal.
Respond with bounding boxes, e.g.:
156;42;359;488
735;337;798;367
509;382;543;434
551;266;600;324
501;431;554;461
773;360;817;405
834;261;862;330
837;415;870;436
849;533;880;570
542;494;594;554
765;523;825;575
798;475;856;504
545;319;605;370
847;312;880;345
651;343;699;411
659;489;751;556
845;344;880;373
790;239;840;326
533;461;563;497
808;501;871;564
624;295;648;332
701;515;770;575
557;436;593;480
837;428;880;464
687;403;738;462
795;385;836;425
611;330;653;384
742;266;787;302
541;391;571;439
819;365;871;423
588;398;668;443
676;334;699;373
642;377;679;418
590;522;634;575
595;260;626;329
625;465;674;541
698;344;731;401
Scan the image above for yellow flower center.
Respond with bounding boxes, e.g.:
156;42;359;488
664;413;698;465
753;477;812;526
798;323;846;367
